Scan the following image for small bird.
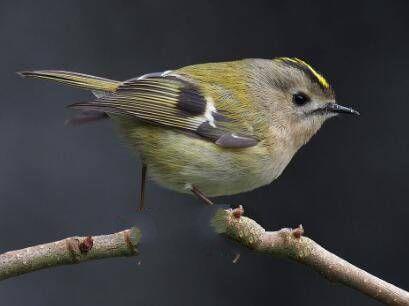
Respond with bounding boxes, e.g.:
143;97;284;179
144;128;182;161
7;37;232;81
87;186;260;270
19;57;359;208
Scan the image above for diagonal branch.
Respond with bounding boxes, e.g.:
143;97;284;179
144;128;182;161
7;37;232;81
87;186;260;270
0;227;141;281
211;206;409;306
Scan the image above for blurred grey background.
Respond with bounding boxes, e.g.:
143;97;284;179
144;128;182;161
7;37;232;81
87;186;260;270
0;0;408;305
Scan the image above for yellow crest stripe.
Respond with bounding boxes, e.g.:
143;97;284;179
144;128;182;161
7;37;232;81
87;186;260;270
276;57;330;89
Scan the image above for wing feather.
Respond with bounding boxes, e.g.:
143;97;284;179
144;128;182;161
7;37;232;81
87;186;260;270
69;74;258;148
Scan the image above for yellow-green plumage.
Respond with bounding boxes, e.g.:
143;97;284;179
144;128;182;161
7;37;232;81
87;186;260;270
19;58;358;198
116;117;281;196
114;60;285;195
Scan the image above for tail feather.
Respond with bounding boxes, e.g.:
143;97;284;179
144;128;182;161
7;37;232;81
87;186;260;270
68;101;127;116
65;111;109;126
18;70;120;92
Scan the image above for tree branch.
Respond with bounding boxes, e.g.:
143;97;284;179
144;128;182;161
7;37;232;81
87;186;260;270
0;227;141;281
1;208;408;305
211;206;409;306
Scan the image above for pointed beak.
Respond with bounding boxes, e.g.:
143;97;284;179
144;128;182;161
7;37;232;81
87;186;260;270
324;103;360;116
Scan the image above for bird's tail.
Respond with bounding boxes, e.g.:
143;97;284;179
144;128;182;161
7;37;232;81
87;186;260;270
17;70;120;92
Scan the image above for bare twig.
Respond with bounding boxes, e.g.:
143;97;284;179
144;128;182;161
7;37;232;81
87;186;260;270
0;208;408;305
0;227;141;281
211;208;409;306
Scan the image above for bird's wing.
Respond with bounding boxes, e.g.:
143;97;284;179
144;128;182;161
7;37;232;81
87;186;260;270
69;73;259;148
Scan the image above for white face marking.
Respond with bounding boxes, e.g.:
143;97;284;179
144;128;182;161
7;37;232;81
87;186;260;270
204;97;217;128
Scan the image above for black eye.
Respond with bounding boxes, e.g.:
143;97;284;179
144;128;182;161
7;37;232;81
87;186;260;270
292;92;311;106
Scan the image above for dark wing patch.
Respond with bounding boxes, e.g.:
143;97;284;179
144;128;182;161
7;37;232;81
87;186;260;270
215;134;259;148
177;83;207;115
69;73;259;148
196;122;224;141
197;122;258;148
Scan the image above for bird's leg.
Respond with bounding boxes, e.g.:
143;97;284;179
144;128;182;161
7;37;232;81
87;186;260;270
191;185;214;206
138;164;147;211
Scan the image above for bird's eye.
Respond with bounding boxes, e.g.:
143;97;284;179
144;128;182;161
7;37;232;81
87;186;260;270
293;92;311;106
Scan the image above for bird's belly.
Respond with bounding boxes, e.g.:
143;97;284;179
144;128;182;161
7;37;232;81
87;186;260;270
117;122;291;197
150;156;276;197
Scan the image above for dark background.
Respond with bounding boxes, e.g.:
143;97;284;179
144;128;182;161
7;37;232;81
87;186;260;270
0;0;408;305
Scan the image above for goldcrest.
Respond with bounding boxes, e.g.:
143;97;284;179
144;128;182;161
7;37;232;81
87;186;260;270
19;57;359;207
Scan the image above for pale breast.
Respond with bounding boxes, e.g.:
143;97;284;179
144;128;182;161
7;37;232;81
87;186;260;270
118;121;293;197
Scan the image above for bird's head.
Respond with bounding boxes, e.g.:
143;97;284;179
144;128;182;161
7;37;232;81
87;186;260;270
248;57;359;148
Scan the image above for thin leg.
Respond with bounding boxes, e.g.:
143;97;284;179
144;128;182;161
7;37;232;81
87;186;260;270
191;185;214;206
138;164;147;211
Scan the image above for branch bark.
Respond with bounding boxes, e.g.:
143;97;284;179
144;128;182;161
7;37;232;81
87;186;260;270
0;209;408;305
0;227;141;281
211;207;409;306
